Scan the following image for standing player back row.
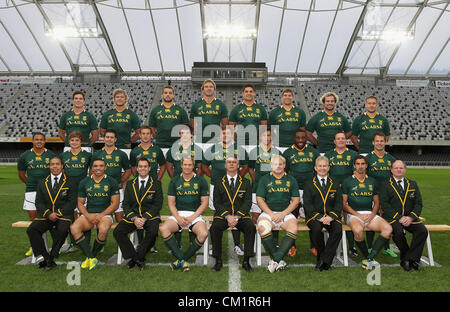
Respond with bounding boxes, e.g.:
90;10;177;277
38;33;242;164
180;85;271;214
58;83;390;157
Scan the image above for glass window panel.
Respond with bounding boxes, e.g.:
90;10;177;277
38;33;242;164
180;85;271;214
124;8;161;72
429;42;449;75
17;3;71;71
319;6;363;73
0;8;51;71
407;11;449;75
97;3;140;71
297;11;335;73
274;9;308;73
152;8;184;72
255;3;283;71
177;2;204;69
388;6;441;74
0;24;29;71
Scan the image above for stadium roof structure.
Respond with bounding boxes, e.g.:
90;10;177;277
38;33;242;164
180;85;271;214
0;0;448;78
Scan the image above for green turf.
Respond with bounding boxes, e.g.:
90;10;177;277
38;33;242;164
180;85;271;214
0;165;449;292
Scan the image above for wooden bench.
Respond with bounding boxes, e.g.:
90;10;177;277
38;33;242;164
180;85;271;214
12;219;450;267
12;216;215;265
254;223;450;267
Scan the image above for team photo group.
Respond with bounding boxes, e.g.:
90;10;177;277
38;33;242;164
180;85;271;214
19;79;427;275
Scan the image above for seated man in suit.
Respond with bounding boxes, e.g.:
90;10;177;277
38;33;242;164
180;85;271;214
256;155;300;273
210;155;255;272
27;156;76;271
113;158;163;271
379;160;427;272
303;156;343;271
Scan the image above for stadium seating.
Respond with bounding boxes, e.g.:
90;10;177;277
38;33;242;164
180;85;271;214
2;82;156;138
0;81;448;142
232;87;286;112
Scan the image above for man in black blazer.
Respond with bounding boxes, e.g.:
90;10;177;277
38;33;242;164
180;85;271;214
303;156;343;271
210;156;255;272
379;160;427;272
27;156;76;271
113;158;163;271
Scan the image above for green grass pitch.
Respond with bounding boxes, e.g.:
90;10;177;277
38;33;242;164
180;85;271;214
0;165;449;292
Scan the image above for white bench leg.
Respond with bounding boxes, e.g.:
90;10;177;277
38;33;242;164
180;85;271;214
256;232;261;266
342;229;348;267
203;235;209;265
426;230;434;266
31;232;48;264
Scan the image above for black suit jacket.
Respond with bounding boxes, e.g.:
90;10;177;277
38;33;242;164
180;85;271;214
303;176;343;225
122;177;163;223
213;175;252;219
35;173;76;222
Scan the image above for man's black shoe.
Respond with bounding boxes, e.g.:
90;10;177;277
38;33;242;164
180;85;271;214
127;259;136;269
44;261;57;271
400;260;412;272
242;260;253;272
212;260;223;272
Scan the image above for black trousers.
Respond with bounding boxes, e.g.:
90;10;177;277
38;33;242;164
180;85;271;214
113;219;159;262
307;219;342;265
210;218;256;260
27;219;71;262
391;221;428;262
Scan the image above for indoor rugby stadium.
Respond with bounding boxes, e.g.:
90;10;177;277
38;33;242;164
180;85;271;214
0;0;449;296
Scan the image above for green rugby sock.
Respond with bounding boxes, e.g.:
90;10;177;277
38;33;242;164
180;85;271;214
272;230;279;246
368;236;389;261
261;232;278;258
175;231;183;248
384;238;390;250
164;234;184;261
274;232;296;262
91;237;106;258
355;239;369;259
183;238;203;262
75;234;93;258
346;231;355;249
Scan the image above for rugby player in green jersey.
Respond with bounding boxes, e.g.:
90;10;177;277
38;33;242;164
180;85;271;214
160;157;210;272
342;155;392;270
351;96;390;154
71;158;120;270
99;88;141;156
306;92;352;153
248;127;280;224
189;79;228;145
92;129;131;223
167;125;203;178
17;132;55;256
229;84;268;149
58;91;98;152
60;131;92;253
148;85;189;152
282;129;320;256
325;131;358;257
130;126;166;180
268;88;306;151
256;155;300;273
366;132;397;257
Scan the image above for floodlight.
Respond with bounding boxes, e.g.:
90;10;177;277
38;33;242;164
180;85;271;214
204;24;257;39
